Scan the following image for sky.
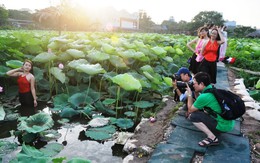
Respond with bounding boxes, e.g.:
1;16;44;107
1;0;260;29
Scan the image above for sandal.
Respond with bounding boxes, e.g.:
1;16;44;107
198;137;219;147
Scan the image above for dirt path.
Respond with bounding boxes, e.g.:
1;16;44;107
123;68;260;163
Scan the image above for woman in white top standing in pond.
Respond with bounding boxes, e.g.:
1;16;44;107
219;25;228;61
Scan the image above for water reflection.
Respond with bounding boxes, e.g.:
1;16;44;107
1;103;127;162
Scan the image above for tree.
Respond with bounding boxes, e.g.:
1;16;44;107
33;0;81;35
0;5;8;26
190;11;225;33
232;26;256;38
138;10;155;32
8;9;32;20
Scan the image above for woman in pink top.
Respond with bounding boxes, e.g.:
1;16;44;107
199;27;225;84
187;27;209;74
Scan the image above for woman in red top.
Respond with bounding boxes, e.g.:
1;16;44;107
199;27;225;84
6;60;37;115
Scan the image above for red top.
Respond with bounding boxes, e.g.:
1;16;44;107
17;75;31;93
203;40;219;62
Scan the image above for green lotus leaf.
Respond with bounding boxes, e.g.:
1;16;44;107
76;63;106;75
22;132;37;143
33;67;44;81
94;101;116;116
133;100;154;109
57;118;70;124
6;60;23;68
87;49;110;62
57;52;73;61
50;67;66;83
0;105;5;120
249;90;260;101
124;111;136;117
33;52;57;63
128;72;151;88
15;143;51;162
85;125;116;140
68;43;86;49
17;113;54;133
163;77;173;86
175;48;184;55
140;65;154;73
82;105;95;116
143;71;154;80
111;73;142;92
59;107;79;118
47;41;60;50
67;157;91;163
68;92;94;108
101;43;116;54
68;59;89;69
0;65;10;77
164;56;173;62
143;71;161;84
119;49;145;59
66;49;85;58
109;55;128;68
115;118;134;130
41;130;62;141
151;46;167;56
256;79;260;89
53;93;69;107
40;143;64;157
85;89;101;102
102;98;116;105
0;140;18;157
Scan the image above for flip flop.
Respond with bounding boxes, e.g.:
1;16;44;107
198;137;219;147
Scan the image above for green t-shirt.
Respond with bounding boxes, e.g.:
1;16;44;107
193;85;235;132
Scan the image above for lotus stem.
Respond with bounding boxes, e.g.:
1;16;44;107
116;86;121;118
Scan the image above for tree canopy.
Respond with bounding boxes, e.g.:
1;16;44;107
0;5;8;26
191;11;225;30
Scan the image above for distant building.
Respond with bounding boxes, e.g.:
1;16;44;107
113;17;139;31
169;16;175;22
8;18;34;28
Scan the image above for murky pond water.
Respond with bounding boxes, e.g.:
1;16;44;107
0;102;128;163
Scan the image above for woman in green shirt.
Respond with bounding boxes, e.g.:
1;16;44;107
186;72;235;147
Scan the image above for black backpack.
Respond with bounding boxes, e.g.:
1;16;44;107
204;87;246;120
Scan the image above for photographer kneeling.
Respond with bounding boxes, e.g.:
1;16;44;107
172;67;194;102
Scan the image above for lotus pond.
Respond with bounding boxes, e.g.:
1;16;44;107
1;31;259;162
0;101;133;162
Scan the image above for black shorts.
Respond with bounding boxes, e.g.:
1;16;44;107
188;111;221;136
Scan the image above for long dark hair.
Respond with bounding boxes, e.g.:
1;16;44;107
210;28;221;41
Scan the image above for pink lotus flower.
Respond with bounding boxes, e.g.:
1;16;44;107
58;63;64;69
0;86;3;92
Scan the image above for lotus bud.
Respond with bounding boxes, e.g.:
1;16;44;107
0;86;3;92
58;63;64;69
48;48;52;53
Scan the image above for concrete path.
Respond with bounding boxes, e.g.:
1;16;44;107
148;62;250;163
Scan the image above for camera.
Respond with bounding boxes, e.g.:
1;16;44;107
171;74;181;81
171;74;194;93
